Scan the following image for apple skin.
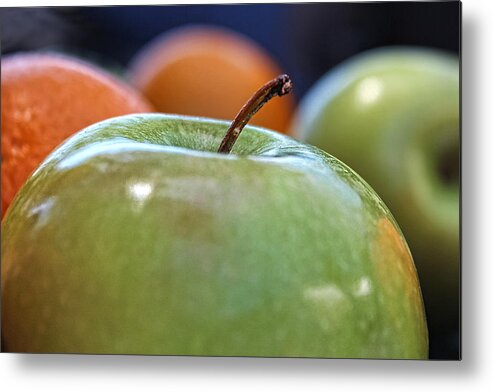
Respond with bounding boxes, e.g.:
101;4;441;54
291;48;459;342
2;114;427;358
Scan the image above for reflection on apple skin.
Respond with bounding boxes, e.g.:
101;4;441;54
127;181;154;212
356;77;383;106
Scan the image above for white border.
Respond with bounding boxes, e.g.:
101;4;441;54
2;0;491;390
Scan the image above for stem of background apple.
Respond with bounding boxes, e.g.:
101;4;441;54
218;74;293;154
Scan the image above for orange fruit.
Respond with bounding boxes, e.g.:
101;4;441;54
1;53;154;217
128;26;295;134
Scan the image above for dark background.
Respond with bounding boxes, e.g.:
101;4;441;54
1;2;460;99
0;1;461;359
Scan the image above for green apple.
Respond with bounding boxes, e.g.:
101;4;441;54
2;113;428;358
292;48;459;347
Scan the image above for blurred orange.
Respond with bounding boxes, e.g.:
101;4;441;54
128;26;295;134
1;53;153;217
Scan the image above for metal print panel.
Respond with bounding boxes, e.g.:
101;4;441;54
1;1;460;360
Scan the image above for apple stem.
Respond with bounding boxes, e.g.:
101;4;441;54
218;74;293;154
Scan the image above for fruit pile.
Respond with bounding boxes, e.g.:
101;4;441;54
1;25;458;359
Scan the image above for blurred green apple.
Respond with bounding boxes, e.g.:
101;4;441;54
292;47;459;355
1;113;428;358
